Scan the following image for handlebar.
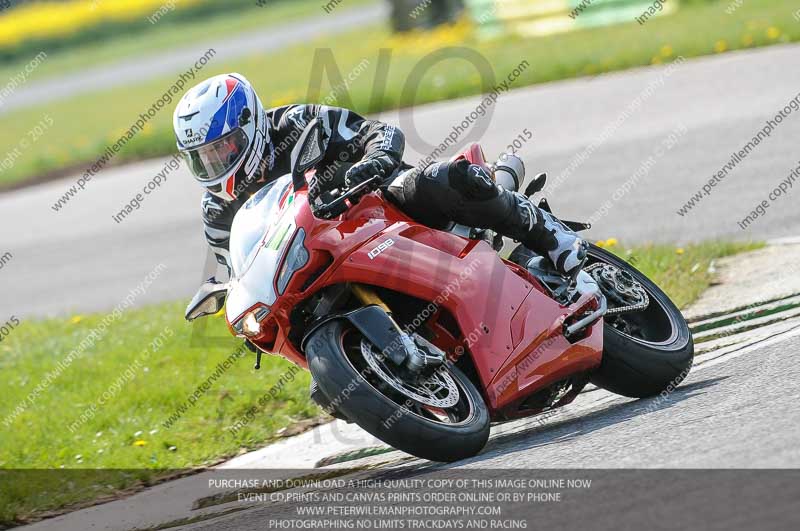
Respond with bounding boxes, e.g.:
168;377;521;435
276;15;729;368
313;175;382;219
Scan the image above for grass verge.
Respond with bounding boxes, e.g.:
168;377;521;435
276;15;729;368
0;302;318;525
1;0;798;189
0;239;763;524
0;0;378;86
598;239;764;308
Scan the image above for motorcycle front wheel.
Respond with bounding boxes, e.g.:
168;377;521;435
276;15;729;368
305;319;490;462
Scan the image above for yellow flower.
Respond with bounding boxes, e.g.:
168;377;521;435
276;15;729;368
766;27;781;40
713;40;728;53
605;238;619;247
676;248;685;255
70;315;83;324
387;19;473;56
0;0;203;50
595;240;606;248
133;440;147;447
660;45;673;58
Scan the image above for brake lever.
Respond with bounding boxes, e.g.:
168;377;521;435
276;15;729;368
349;174;382;204
316;176;381;219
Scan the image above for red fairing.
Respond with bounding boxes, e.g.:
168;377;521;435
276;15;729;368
238;138;602;422
249;191;396;368
248;179;602;420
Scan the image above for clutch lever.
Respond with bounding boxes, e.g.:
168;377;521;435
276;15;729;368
315;175;381;219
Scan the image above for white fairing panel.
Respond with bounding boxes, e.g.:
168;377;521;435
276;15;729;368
226;174;296;323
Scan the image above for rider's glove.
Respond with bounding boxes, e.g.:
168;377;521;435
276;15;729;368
344;155;394;190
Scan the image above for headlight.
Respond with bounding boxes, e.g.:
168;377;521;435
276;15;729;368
276;228;309;295
242;312;261;337
233;306;270;338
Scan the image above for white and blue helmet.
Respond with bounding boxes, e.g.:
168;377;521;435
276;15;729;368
173;73;270;201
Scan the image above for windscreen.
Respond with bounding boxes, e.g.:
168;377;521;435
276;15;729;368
229;174;293;279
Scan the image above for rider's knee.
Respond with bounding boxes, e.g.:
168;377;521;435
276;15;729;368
446;159;499;202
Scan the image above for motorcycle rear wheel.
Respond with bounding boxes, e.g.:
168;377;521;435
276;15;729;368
306;319;490;462
586;244;694;398
508;243;694;398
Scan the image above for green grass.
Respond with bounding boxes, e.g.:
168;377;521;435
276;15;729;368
0;302;318;525
1;0;797;189
0;239;762;524
0;0;378;85
600;239;765;309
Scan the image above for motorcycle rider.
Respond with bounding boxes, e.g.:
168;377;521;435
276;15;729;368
173;73;587;285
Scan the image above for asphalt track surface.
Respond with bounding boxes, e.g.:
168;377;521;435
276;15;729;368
173;332;800;531
3;44;800;320
17;324;800;531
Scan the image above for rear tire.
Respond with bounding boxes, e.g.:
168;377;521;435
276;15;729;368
306;320;490;462
586;245;694;398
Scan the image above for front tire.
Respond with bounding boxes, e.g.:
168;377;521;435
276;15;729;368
305;319;490;462
586;244;694;398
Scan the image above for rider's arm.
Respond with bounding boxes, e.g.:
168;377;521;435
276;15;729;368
200;191;236;279
348;112;405;173
321;106;405;190
276;104;405;177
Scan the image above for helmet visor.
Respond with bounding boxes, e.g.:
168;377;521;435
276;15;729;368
181;128;249;182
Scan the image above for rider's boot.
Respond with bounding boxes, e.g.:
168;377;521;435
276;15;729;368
490;153;587;276
499;191;588;276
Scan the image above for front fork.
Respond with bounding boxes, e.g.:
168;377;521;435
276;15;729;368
349;284;445;372
352;284;391;313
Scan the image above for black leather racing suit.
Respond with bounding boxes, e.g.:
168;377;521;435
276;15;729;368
201;104;405;274
201;104;584;278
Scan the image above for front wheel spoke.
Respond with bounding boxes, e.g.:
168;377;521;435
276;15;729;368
417;403;450;423
427;409;450;423
412;403;433;419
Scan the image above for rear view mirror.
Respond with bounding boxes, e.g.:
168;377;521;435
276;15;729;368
185;282;228;321
290;119;326;190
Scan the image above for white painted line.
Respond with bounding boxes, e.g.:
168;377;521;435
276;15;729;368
766;236;800;246
693;321;800;371
518;318;800;427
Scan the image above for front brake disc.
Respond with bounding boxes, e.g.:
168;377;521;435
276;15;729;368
360;340;460;408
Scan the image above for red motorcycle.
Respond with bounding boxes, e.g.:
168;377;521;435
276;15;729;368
187;119;694;462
